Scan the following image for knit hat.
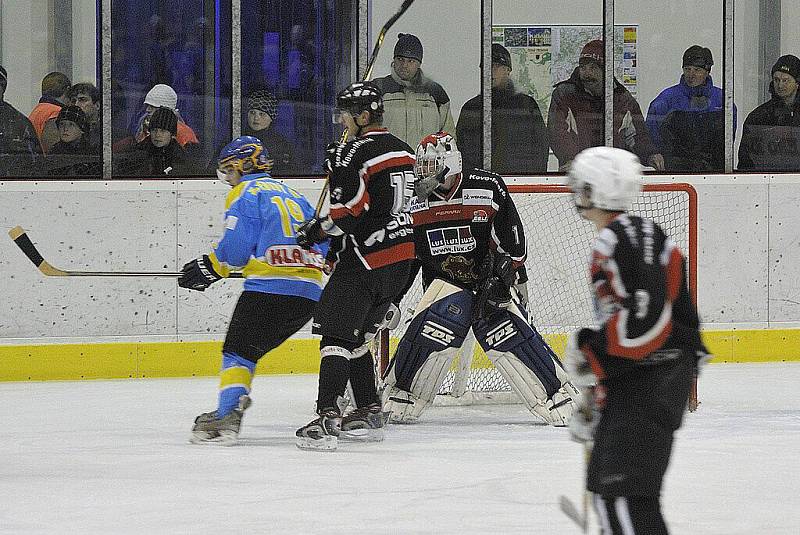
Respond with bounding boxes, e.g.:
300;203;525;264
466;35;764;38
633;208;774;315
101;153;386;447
144;84;178;110
56;105;89;134
0;65;7;90
394;33;423;62
579;40;604;66
772;54;800;82
682;45;713;72
148;106;178;136
492;43;512;70
247;90;278;120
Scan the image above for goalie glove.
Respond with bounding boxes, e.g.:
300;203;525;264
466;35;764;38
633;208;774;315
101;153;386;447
564;329;596;387
473;253;515;320
179;255;222;292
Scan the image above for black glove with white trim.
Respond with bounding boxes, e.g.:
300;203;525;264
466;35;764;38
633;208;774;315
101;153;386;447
178;255;222;291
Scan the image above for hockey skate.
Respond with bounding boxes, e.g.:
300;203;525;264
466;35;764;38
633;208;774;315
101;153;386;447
190;395;251;446
295;410;342;452
383;387;430;424
340;403;388;442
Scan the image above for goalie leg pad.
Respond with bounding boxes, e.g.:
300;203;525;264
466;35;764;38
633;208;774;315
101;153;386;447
384;279;473;392
382;279;472;422
474;304;576;425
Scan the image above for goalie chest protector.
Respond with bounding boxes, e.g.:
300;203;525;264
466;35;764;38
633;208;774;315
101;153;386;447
408;168;525;290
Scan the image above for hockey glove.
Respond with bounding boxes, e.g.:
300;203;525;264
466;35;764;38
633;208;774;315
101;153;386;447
296;217;328;250
569;385;601;444
564;329;596;387
179;255;222;292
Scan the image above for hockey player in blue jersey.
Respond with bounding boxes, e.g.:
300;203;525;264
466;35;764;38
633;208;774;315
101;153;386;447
179;136;328;445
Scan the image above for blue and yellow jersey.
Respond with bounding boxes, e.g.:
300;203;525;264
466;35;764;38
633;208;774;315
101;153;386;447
207;173;327;301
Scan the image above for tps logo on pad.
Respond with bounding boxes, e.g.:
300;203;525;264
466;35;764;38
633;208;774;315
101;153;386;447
427;226;476;255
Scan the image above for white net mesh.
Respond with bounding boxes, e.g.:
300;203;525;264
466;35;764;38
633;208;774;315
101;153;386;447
389;184;695;397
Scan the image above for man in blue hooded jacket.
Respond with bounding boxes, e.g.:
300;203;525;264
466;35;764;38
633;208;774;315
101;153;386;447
645;45;736;171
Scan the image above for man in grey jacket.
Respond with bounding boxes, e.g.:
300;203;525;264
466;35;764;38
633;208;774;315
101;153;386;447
373;33;456;148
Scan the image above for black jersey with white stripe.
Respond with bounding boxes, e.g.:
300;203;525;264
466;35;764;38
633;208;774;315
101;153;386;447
407;167;527;290
326;129;416;271
581;213;703;379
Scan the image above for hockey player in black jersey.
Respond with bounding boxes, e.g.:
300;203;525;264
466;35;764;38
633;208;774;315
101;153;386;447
293;81;416;451
564;147;710;534
382;131;578;426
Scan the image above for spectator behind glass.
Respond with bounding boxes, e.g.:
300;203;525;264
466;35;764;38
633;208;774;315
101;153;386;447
456;43;548;174
48;105;101;177
738;55;800;171
372;33;456;147
124;106;194;177
68;83;102;149
131;84;199;149
29;71;71;153
243;90;294;174
0;65;42;176
547;40;663;171
645;45;734;172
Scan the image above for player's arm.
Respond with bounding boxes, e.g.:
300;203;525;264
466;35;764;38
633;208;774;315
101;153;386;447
489;177;529;304
178;189;257;291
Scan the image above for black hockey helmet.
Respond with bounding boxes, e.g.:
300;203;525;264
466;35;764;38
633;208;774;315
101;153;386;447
334;81;384;122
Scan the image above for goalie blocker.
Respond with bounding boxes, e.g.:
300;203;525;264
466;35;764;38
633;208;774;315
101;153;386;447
383;279;578;425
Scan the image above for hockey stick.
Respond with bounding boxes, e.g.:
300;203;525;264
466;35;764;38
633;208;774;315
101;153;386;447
559;442;592;532
8;226;243;278
314;0;416;215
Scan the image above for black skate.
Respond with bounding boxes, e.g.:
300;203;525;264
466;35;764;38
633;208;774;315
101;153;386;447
190;395;251;446
295;410;342;452
340;403;388;442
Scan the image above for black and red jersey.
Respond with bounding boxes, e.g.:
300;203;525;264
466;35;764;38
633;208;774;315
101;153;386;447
326;129;415;271
581;213;703;379
408;167;526;290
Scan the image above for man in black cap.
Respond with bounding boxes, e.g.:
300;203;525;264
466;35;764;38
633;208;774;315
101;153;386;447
372;33;455;147
0;65;42;176
739;54;800;170
645;45;734;171
456;43;549;173
123;106;194;176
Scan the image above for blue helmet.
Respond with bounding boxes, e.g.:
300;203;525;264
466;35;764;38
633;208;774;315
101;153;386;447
217;136;272;175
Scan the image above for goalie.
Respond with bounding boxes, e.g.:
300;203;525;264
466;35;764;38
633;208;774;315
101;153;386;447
382;132;578;426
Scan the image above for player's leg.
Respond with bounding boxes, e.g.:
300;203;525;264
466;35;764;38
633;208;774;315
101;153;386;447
473;301;577;426
593;494;668;535
296;271;374;451
191;291;315;445
382;278;473;422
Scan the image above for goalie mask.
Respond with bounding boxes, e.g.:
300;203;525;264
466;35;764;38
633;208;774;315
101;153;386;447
567;147;642;212
217;136;272;186
414;132;462;198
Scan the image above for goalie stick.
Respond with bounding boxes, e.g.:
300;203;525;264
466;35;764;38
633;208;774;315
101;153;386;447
8;226;243;279
559;442;592;532
314;0;415;215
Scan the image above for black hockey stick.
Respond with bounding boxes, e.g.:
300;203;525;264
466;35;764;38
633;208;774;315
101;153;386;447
8;226;243;278
314;0;416;215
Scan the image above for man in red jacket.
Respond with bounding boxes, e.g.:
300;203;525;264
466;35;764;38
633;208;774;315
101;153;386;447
547;39;664;171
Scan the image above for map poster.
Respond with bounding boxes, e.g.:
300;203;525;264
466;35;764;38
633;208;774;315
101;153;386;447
492;25;639;125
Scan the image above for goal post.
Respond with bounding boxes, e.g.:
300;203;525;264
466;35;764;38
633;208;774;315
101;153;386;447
384;182;698;405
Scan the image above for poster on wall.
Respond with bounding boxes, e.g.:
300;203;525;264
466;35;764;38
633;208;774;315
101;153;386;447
492;25;639;125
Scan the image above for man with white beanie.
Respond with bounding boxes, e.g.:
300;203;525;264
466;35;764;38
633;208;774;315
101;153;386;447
134;83;199;148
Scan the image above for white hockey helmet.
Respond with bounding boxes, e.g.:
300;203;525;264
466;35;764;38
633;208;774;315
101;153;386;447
567;147;643;212
414;132;462;197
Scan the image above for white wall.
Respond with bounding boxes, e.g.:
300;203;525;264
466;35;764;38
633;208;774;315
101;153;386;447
72;0;98;85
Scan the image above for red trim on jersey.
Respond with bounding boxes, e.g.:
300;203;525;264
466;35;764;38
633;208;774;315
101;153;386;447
605;313;673;360
362;155;415;184
363;242;415;269
583;344;607;380
330;190;370;220
412;204;496;226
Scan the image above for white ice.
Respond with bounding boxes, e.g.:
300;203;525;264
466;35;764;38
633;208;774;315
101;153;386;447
1;363;799;534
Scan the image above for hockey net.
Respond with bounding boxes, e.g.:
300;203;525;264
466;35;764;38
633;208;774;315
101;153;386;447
383;183;698;405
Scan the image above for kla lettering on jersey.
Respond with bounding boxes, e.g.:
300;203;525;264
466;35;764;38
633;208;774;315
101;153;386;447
427;225;476;255
266;245;325;268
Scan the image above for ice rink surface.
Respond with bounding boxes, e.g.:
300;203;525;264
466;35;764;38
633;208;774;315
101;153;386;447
2;362;799;534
